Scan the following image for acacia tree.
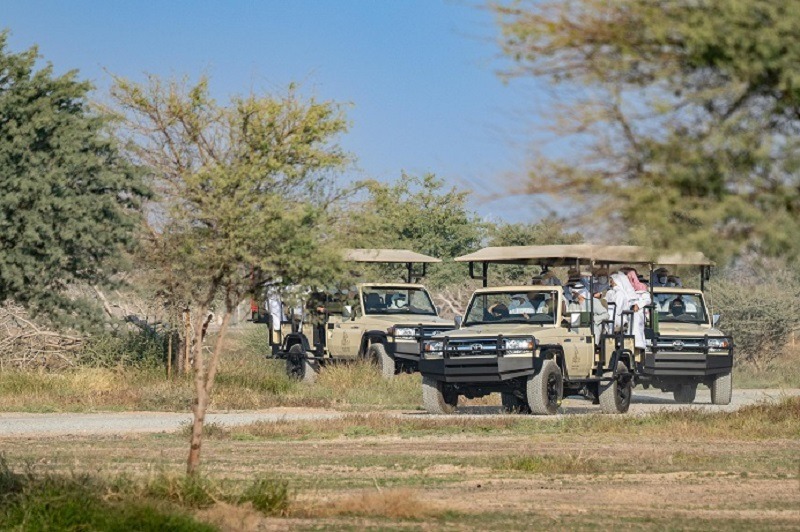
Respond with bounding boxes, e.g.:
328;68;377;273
0;32;145;326
111;75;349;474
495;0;800;263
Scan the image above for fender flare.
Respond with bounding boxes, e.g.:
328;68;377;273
359;331;388;358
283;333;312;353
535;345;566;377
609;349;634;374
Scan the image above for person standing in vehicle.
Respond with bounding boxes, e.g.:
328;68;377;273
605;273;630;332
627;269;651;353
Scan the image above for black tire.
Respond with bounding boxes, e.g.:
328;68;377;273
285;344;318;384
711;371;732;405
673;383;697;404
599;361;632;414
526;359;563;415
367;343;395;379
422;375;457;414
501;392;531;414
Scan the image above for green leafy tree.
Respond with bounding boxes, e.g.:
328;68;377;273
344;173;484;287
111;75;350;474
486;220;583;283
495;0;800;263
0;32;146;326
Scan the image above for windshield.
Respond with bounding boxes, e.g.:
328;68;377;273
361;287;437;316
654;293;708;324
464;290;559;326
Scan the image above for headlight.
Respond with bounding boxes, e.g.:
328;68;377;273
424;341;444;352
707;338;730;349
504;338;534;353
388;327;416;339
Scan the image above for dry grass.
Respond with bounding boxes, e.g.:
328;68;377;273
0;326;420;412
298;488;445;519
223;397;800;442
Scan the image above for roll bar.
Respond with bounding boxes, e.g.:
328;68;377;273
344;248;441;283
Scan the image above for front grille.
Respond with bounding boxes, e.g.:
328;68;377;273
445;338;501;356
420;326;452;338
651;336;733;355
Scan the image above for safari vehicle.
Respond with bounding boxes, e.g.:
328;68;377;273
262;249;454;382
643;253;733;405
417;245;734;415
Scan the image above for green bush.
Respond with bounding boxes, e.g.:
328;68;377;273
708;263;800;369
80;328;167;368
238;476;291;515
0;457;213;531
145;472;217;509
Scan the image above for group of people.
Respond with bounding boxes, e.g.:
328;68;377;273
560;268;653;354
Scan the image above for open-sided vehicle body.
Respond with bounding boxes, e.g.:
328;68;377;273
418;244;734;415
643;253;733;404
263;249;454;382
420;244;640;415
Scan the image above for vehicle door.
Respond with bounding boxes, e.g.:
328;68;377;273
561;293;595;378
326;291;364;359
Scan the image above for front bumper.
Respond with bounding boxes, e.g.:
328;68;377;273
419;354;534;383
644;336;733;376
385;340;422;362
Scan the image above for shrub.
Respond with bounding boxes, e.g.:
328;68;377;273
80;328;167;369
708;261;800;369
0;457;213;531
238;476;291;515
145;472;217;508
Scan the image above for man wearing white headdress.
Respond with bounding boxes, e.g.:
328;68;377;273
605;272;632;333
626;270;652;352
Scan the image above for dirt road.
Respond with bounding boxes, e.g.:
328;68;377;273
1;388;796;438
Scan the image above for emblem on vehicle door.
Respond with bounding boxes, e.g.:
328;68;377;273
672;340;684;351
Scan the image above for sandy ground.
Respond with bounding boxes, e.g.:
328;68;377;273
1;388;797;437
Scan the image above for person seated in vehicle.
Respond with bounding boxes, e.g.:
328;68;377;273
486;302;510;321
666;275;682;287
669;296;687;316
652;267;670;287
388;293;408;310
532;270;562;288
509;293;535;315
567;283;590;313
526;291;553;314
364;292;385;312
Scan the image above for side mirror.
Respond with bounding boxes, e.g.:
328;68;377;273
454;315;463;329
342;306;352;319
712;313;721;327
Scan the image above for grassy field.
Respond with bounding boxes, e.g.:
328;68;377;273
2;326;799;528
1;325;798;414
2;398;799;530
0;326;422;413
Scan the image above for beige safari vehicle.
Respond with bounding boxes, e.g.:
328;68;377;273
645;253;733;405
418;245;733;415
264;249;454;383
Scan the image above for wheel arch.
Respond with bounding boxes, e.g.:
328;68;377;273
284;333;312;353
359;330;388;357
536;344;566;376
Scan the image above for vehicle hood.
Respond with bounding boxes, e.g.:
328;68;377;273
658;322;726;337
438;323;556;339
363;315;452;327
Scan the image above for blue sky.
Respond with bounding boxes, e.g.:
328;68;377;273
3;0;550;222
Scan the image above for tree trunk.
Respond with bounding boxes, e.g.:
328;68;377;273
186;309;233;476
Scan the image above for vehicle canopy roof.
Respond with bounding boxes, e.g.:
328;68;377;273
358;282;429;290
454;244;714;267
344;248;441;264
472;284;564;295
